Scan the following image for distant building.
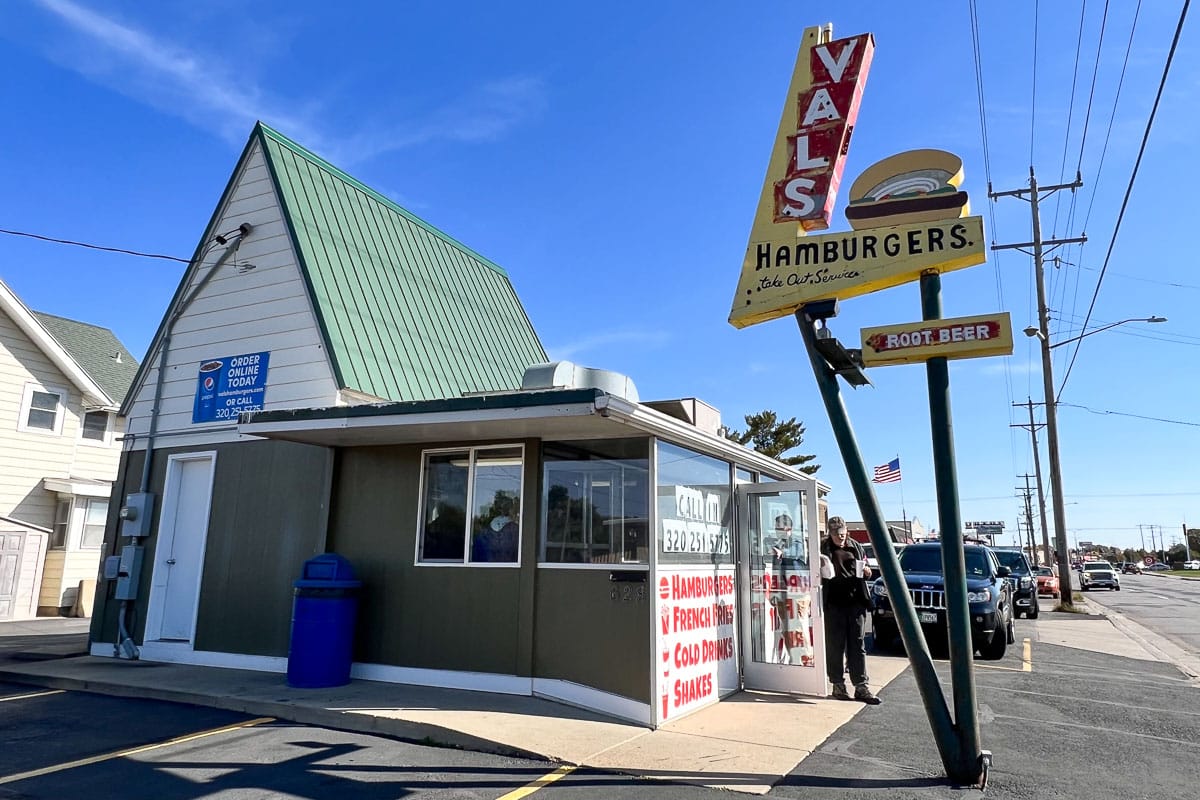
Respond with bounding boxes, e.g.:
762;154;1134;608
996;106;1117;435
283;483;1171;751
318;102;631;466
843;516;925;545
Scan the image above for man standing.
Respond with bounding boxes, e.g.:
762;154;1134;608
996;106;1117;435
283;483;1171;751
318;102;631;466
820;516;881;704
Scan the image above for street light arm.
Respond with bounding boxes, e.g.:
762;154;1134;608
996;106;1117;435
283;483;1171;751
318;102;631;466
1046;316;1166;349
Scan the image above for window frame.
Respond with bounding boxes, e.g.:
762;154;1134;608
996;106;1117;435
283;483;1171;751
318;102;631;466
79;410;114;446
17;382;67;435
79;497;109;549
414;443;525;568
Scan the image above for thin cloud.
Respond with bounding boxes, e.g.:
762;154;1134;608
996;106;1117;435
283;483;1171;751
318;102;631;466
548;330;671;362
32;0;543;164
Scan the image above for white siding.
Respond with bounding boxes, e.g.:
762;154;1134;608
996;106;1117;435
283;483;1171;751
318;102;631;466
0;311;120;527
124;141;340;451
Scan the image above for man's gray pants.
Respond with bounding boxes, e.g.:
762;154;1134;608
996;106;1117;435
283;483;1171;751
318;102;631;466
825;604;869;687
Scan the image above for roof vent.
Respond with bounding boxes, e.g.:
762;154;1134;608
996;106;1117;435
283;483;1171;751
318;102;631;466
521;361;639;403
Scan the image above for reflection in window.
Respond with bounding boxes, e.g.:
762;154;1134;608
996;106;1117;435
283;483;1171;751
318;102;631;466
82;411;110;441
27;390;60;431
50;499;71;549
541;439;649;565
81;499;108;548
418;446;523;565
656;441;733;564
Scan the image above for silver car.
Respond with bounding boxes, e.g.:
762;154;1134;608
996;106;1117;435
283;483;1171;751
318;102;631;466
1079;561;1121;591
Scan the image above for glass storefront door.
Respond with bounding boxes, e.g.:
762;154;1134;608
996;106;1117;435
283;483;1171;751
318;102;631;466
737;482;826;695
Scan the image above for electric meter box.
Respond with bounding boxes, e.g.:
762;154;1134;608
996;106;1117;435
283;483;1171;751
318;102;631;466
120;493;155;538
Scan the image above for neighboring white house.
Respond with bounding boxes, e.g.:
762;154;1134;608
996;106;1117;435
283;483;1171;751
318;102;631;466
0;278;139;618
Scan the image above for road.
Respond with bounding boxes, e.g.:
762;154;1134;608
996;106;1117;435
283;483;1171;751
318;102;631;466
1078;572;1200;669
0;680;724;799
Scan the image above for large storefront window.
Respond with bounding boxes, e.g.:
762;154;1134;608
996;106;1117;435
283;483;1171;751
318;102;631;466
418;445;523;565
541;438;650;565
656;441;733;565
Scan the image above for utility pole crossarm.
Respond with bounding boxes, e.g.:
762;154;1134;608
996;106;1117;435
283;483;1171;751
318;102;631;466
992;236;1087;252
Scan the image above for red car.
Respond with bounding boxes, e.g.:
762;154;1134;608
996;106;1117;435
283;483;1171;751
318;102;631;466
1035;566;1060;598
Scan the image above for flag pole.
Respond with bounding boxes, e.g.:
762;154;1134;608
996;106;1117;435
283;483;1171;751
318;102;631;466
898;455;908;541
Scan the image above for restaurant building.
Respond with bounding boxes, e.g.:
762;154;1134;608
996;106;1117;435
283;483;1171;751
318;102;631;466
89;123;830;726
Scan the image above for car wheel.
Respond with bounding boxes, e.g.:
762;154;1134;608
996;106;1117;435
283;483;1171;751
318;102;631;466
1030;600;1040;619
980;622;1009;660
1005;610;1016;644
1114;585;1121;591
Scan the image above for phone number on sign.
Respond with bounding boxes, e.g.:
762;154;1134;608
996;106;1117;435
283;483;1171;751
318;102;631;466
661;520;730;554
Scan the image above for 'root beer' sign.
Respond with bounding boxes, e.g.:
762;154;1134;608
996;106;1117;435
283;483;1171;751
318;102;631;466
860;312;1014;367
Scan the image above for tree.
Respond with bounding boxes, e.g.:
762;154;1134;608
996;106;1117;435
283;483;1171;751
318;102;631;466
723;410;820;474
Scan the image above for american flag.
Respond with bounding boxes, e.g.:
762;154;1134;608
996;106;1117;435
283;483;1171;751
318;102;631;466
873;458;902;484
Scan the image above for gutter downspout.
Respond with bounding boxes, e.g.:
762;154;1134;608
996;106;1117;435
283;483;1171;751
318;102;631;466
116;223;253;660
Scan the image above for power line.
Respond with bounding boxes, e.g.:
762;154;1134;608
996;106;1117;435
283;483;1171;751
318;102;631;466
0;226;189;264
1030;0;1039;168
1080;0;1143;234
1050;0;1090;237
1057;0;1191;400
1057;402;1200;428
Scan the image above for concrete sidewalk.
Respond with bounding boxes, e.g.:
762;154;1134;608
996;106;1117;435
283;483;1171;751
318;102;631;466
0;601;1186;795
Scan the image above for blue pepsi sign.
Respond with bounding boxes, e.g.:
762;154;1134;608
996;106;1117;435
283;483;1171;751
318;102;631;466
192;351;271;423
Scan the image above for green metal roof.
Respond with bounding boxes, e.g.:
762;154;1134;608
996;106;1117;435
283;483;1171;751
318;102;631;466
255;122;547;401
32;312;140;405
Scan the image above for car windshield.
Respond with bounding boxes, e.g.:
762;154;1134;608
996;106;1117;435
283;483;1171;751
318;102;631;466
1036;567;1054;577
992;550;1032;575
1084;562;1112;572
899;546;990;576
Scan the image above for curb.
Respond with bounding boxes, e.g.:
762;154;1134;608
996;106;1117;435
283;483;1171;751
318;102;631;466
0;665;550;763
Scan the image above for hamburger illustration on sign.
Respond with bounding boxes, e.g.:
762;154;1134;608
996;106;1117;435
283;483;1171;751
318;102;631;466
845;149;970;229
729;144;989;329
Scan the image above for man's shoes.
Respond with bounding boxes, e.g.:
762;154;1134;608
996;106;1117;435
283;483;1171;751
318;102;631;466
854;685;882;705
830;683;852;701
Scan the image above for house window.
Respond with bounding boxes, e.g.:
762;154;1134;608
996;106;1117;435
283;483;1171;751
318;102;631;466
50;499;72;549
81;411;110;442
81;499;108;548
417;445;524;565
19;384;65;434
540;438;650;565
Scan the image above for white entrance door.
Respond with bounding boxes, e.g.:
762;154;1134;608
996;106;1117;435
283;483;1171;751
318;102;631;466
146;453;215;643
737;482;826;695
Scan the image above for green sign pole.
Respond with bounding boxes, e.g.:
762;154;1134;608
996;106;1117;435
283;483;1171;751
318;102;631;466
919;271;984;783
795;306;963;779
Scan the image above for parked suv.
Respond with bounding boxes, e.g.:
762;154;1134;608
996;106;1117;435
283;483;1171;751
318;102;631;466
870;542;1014;660
990;548;1040;619
1079;561;1121;591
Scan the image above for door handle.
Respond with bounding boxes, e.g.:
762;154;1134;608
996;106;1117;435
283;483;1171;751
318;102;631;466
166;558;176;565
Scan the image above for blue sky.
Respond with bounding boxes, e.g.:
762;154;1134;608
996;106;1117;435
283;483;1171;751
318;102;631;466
1;1;1196;552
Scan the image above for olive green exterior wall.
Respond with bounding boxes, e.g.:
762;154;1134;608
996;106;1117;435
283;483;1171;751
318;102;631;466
194;441;333;655
533;568;651;703
89;440;333;656
326;439;540;677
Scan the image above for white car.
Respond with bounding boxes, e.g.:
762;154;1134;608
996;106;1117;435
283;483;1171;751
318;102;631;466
1184;560;1200;570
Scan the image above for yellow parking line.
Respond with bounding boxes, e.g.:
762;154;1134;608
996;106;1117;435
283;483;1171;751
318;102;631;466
496;765;577;799
1023;638;1032;672
0;690;64;703
0;716;274;785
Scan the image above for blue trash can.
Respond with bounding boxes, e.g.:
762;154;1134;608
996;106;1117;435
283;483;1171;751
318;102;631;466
287;554;362;688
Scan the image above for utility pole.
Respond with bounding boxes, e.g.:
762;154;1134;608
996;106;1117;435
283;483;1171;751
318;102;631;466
1016;475;1037;563
992;170;1086;606
1185;523;1193;561
1012;399;1051;566
1137;524;1147;554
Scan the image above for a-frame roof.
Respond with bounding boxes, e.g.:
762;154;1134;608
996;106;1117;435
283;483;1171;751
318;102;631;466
124;122;546;413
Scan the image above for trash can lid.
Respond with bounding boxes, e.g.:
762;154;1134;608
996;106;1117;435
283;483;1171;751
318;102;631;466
294;553;362;589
